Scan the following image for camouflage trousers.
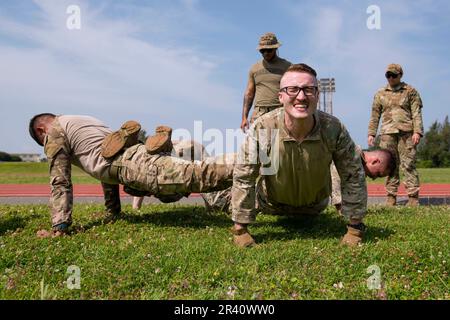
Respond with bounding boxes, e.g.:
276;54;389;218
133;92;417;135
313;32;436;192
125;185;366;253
380;132;420;197
250;105;282;123
330;163;342;206
113;145;233;196
204;179;329;216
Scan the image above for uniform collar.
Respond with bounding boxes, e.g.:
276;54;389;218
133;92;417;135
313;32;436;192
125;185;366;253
278;109;321;142
385;82;406;92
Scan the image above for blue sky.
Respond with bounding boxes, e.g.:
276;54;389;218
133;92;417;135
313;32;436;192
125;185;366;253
1;0;449;155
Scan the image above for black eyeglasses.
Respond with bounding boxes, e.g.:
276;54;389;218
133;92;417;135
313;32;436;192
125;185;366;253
385;72;399;79
259;49;275;54
280;86;318;97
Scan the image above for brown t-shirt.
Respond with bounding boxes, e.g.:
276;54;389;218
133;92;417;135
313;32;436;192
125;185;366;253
57;115;113;181
249;56;291;107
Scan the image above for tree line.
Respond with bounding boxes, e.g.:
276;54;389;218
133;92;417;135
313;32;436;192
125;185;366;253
0;151;22;162
417;116;450;168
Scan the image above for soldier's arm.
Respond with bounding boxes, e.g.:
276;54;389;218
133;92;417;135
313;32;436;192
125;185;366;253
231;127;260;224
101;182;121;215
332;125;367;221
410;88;424;136
48;149;73;228
367;93;382;137
241;71;256;131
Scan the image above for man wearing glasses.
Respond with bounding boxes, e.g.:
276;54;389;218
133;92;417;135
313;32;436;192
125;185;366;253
240;32;291;132
367;64;424;207
231;63;368;248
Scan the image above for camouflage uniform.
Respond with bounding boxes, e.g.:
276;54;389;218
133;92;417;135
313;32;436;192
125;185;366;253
111;145;233;197
44;116;233;229
368;82;424;197
200;153;237;213
330;162;341;206
232;108;367;223
330;146;363;206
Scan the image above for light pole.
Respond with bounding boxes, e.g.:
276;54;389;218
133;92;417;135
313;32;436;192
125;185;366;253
318;78;335;115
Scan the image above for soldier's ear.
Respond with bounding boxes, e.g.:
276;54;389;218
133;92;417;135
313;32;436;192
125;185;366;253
34;126;42;136
36;125;46;135
373;158;381;165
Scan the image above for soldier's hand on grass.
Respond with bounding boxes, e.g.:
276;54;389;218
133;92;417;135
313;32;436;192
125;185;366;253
412;133;421;145
36;229;67;238
368;135;375;147
36;229;52;238
240;118;249;133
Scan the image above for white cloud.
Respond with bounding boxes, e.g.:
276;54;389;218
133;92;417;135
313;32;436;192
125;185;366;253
313;7;343;53
0;0;239;153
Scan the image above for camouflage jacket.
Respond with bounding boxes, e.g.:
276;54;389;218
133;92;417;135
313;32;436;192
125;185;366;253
44;118;121;228
368;82;424;136
231;108;367;223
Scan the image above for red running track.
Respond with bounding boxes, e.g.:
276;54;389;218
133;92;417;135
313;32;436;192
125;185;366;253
0;184;199;197
0;184;449;197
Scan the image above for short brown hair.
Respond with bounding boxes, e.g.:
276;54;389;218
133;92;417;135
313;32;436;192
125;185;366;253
376;148;397;176
29;113;56;146
284;63;317;78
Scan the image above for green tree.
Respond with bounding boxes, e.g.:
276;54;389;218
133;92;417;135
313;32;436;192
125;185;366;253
138;129;147;144
0;151;23;162
417;116;450;167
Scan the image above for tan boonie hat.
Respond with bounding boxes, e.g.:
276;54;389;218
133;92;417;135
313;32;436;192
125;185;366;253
386;63;403;75
145;125;173;154
257;32;281;50
101;120;141;159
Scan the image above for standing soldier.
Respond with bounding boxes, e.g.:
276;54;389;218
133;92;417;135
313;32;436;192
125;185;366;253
367;64;424;206
240;32;291;132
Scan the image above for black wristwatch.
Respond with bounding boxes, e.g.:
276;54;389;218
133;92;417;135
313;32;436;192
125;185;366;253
348;222;367;231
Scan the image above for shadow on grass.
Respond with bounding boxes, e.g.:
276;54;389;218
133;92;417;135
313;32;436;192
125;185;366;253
253;213;395;244
122;206;232;228
0;215;27;236
71;206;394;244
73;206;232;233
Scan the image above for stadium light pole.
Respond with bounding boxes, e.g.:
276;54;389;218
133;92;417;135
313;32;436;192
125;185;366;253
318;78;336;115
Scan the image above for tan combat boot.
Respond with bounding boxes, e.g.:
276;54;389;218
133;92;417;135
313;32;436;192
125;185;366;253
146;125;173;154
407;195;419;207
386;195;396;207
230;225;256;248
101;120;141;158
340;223;366;247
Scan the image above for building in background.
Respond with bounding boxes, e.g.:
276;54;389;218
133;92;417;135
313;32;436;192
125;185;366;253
10;153;42;162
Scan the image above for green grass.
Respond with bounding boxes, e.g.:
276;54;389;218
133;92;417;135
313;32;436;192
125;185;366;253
366;168;450;184
0;162;97;184
0;204;448;299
